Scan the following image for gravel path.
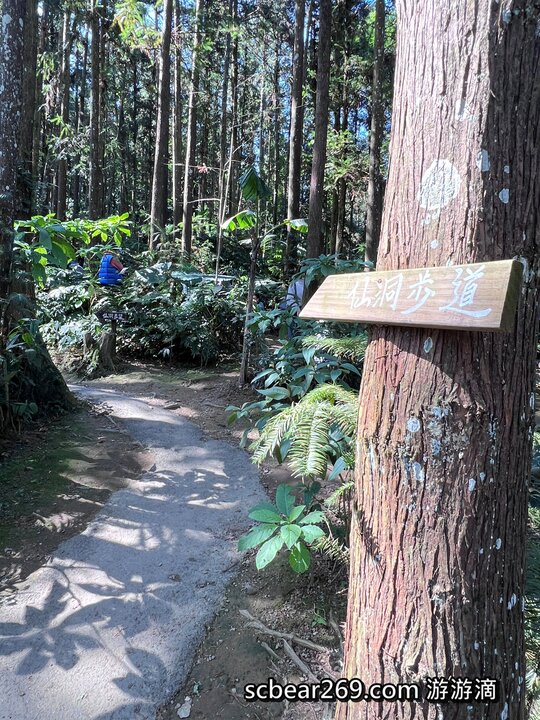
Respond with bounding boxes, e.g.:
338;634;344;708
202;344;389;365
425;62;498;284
0;385;264;720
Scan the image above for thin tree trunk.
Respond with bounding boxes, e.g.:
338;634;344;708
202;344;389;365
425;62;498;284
56;9;71;221
73;32;88;218
239;230;261;386
215;114;236;279
130;56;139;216
118;71;128;212
214;0;232;278
305;0;331;259
285;0;304;275
98;0;108;215
272;42;281;227
228;0;239;217
181;0;202;259
20;0;38;218
89;0;103;219
335;174;347;257
172;0;183;232
0;0;25;314
149;0;173;247
258;45;267;223
330;107;342;254
364;0;385;266
32;3;45;193
337;3;540;720
335;107;348;258
143;61;155;224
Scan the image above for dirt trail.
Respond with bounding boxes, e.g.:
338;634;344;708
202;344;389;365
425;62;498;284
0;384;264;720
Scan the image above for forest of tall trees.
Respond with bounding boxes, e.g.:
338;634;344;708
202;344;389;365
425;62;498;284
9;0;394;260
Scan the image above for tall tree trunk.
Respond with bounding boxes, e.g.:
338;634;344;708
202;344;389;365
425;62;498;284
56;9;71;221
239;230;261;387
214;0;232;278
32;4;45;205
335;173;347;257
130;56;139;217
19;0;38;218
272;42;281;227
149;0;173;247
285;0;304;275
364;0;385;266
34;3;48;214
258;45;267;222
330;108;342;254
305;0;331;259
89;0;104;219
172;0;183;232
228;0;240;217
118;69;128;212
333;1;350;259
98;0;108;215
337;3;540;720
0;0;25;315
181;0;202;259
73;32;88;218
217;0;232;222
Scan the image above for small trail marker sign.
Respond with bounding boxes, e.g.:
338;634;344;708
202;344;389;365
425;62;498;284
98;310;128;323
299;259;522;332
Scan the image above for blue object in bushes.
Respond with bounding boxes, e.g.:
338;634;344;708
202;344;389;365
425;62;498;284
98;253;123;286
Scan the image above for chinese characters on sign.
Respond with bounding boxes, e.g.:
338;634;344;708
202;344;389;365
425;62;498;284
299;259;522;333
347;264;492;319
98;311;128;323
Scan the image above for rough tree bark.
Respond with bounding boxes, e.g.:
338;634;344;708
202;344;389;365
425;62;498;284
89;0;104;219
56;9;72;221
0;0;25;322
214;0;232;278
19;0;38;218
181;0;202;259
272;42;282;227
73;32;89;217
172;0;183;232
305;0;331;260
227;0;240;217
285;0;305;275
149;0;173;247
337;2;540;720
364;0;385;267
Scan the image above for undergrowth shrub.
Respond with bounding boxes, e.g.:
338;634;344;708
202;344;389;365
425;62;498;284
122;280;245;364
38;260;248;370
230;330;366;573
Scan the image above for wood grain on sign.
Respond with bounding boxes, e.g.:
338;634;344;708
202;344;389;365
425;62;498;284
299;259;522;332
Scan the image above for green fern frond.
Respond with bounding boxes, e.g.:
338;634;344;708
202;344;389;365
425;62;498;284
288;403;333;477
250;384;359;473
302;335;368;362
250;403;303;464
325;480;355;508
329;404;358;437
312;534;350;565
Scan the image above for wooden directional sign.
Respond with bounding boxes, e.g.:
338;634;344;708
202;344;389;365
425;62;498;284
299;259;522;332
